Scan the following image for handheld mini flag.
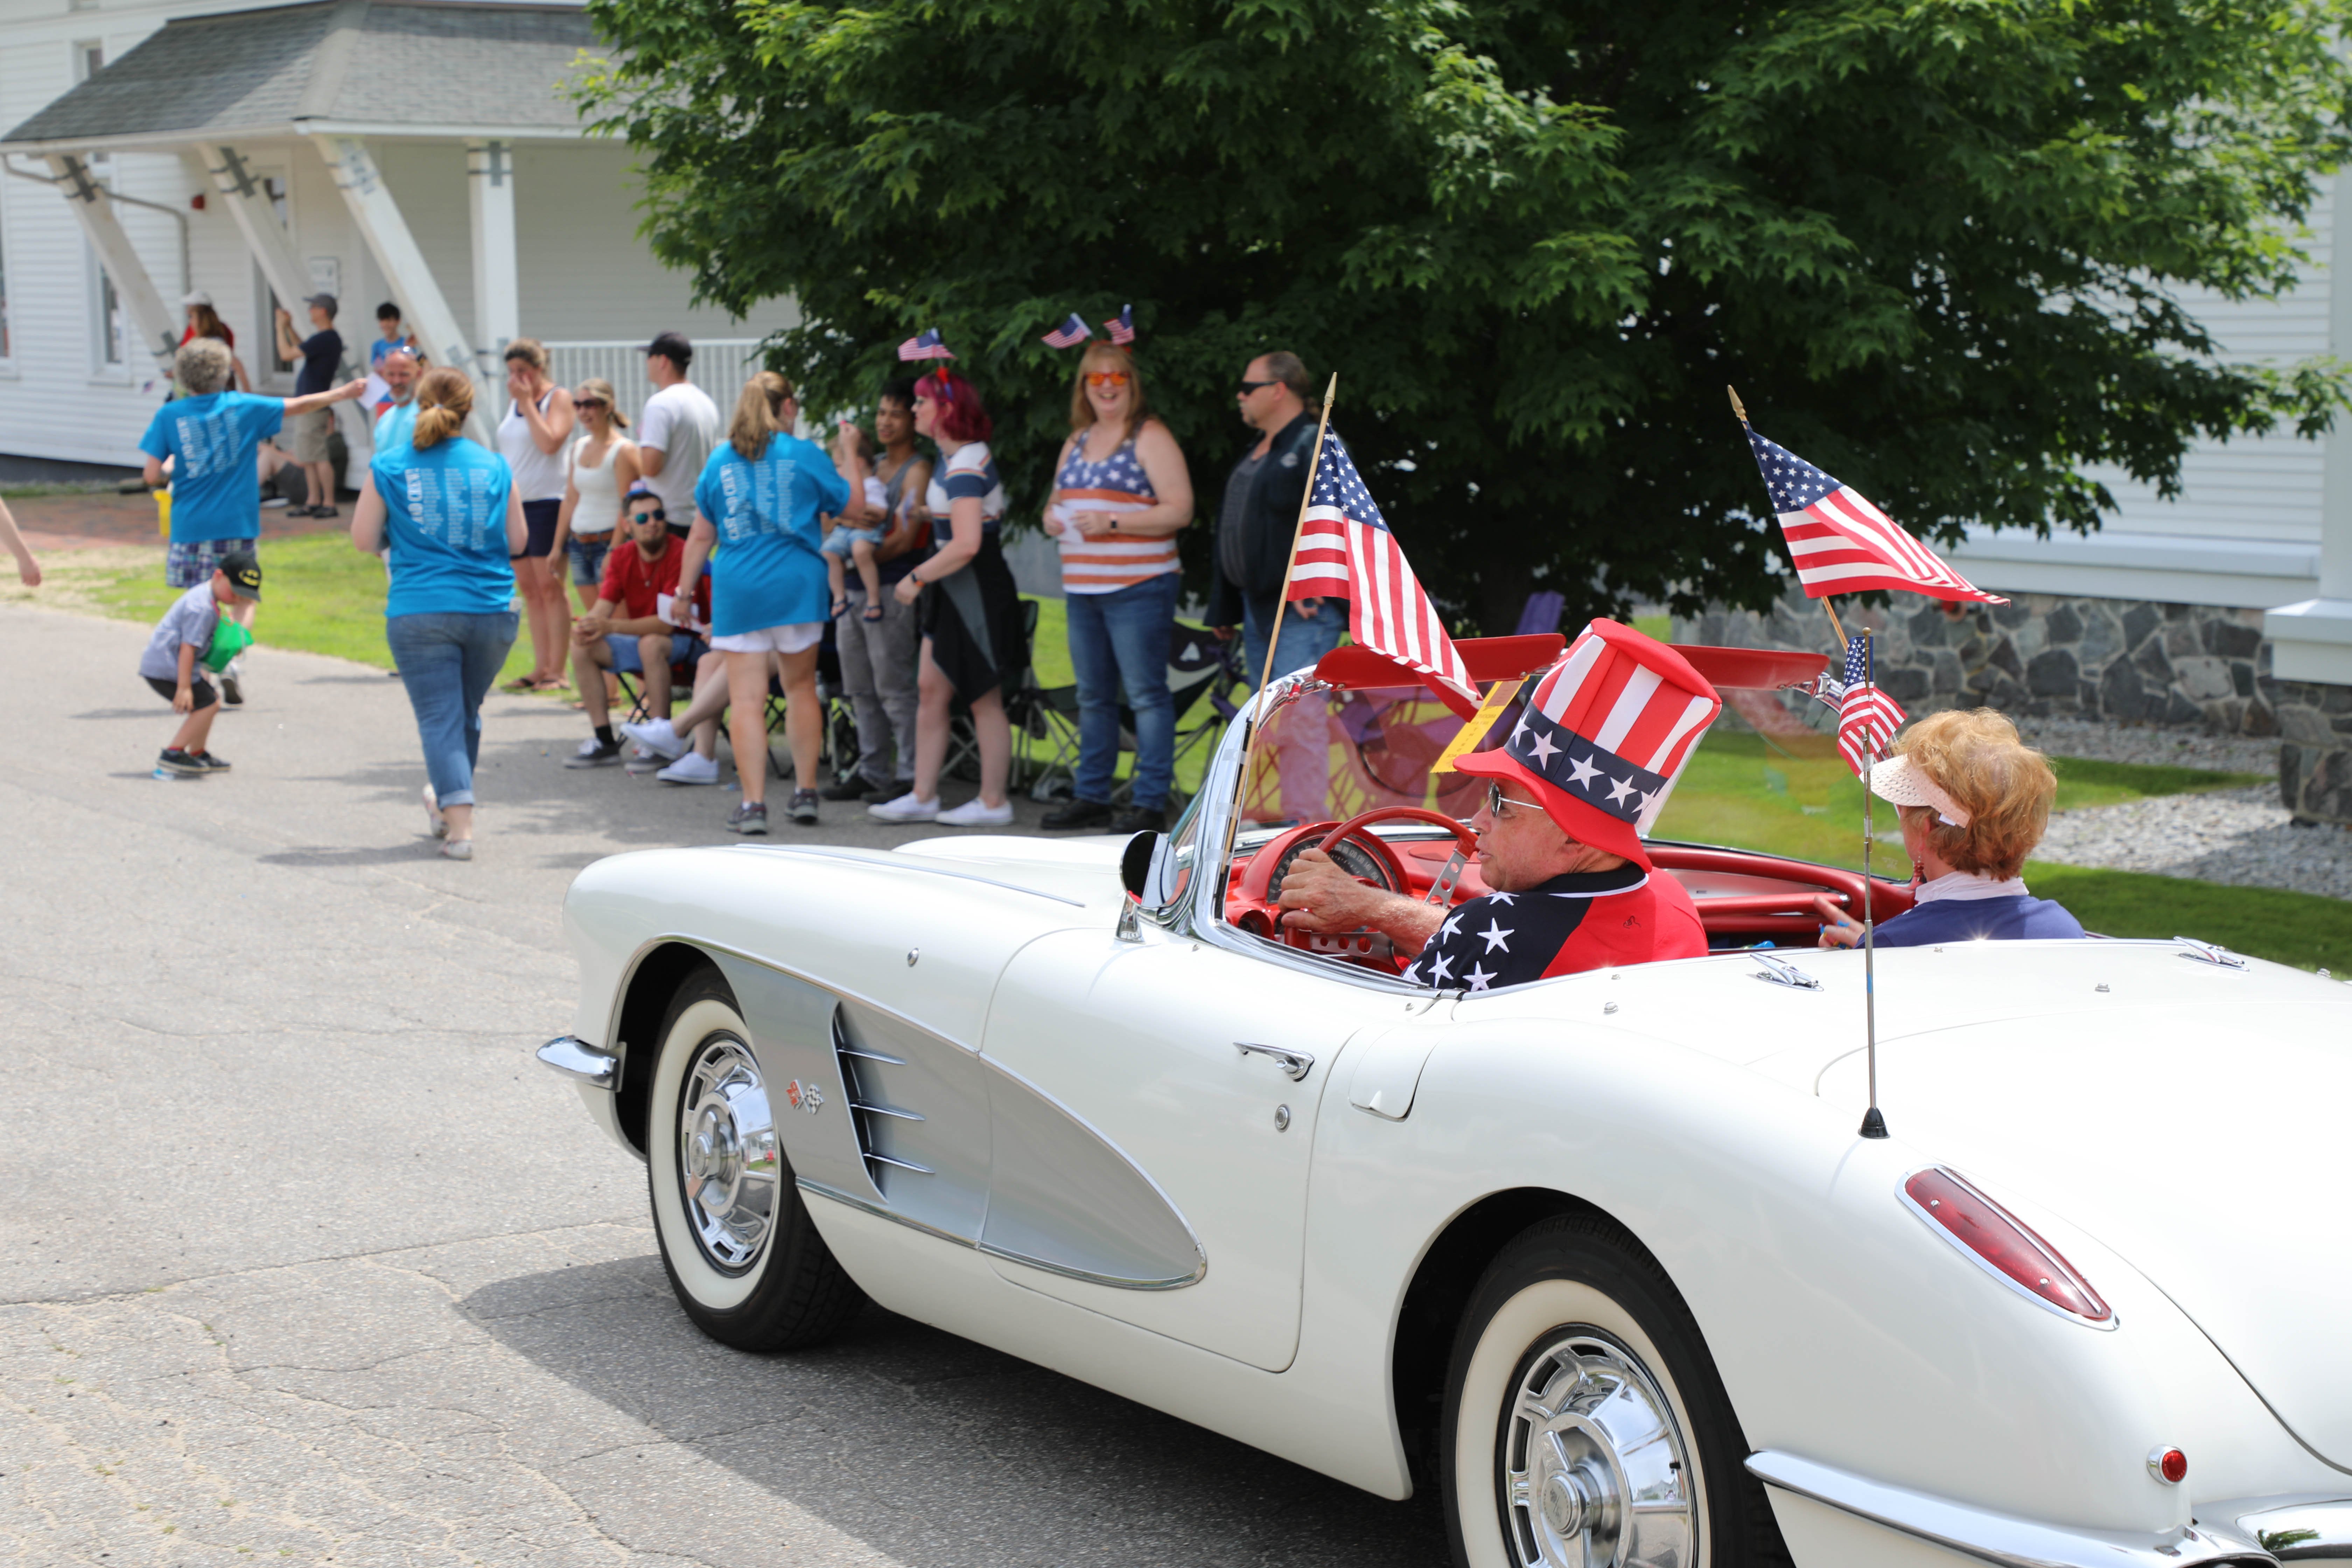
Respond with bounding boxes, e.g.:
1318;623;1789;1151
1835;634;1906;778
1104;304;1135;345
1287;430;1477;717
1041;313;1091;349
1746;427;2007;605
897;328;954;362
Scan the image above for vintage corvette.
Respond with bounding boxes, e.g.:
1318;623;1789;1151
538;637;2352;1568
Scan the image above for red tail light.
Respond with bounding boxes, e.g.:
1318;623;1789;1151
1902;1167;2114;1326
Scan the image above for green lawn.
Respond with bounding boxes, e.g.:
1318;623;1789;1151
1654;728;2350;971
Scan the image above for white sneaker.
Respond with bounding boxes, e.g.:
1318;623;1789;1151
620;718;685;761
656;751;720;785
936;797;1015;828
421;783;445;839
867;791;940;823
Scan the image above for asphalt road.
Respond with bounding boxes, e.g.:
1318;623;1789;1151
0;601;1449;1566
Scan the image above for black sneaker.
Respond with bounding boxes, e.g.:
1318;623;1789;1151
564;736;625;769
727;802;769;835
191;750;232;773
1111;805;1166;835
1041;797;1116;831
158;748;206;776
819;775;874;801
787;789;820;825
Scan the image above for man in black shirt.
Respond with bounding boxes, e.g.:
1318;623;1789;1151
273;294;345;518
1205;351;1347;688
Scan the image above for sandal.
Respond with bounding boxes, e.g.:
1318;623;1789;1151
500;676;537;693
528;676;569;693
862;603;885;622
830;595;850;620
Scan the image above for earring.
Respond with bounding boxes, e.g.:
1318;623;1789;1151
1912;858;1926;884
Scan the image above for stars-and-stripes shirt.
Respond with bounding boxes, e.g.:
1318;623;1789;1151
1401;866;1709;991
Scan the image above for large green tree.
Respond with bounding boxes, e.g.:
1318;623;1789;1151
576;0;2352;630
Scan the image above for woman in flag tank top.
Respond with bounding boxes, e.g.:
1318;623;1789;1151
1040;342;1195;834
1813;709;2084;948
868;369;1028;828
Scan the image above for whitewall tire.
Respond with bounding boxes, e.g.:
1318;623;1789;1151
646;966;865;1350
1442;1214;1787;1568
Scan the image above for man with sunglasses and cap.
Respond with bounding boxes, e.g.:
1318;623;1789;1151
564;488;709;766
1206;351;1347;688
1277;621;1721;989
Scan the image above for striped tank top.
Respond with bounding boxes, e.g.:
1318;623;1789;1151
1051;426;1177;595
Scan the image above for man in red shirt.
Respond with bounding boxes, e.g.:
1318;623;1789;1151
564;491;710;768
1277;620;1721;989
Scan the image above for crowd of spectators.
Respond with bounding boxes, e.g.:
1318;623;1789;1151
130;314;1342;853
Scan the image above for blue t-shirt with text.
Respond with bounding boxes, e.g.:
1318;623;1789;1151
693;432;850;636
373;436;516;617
138;391;283;543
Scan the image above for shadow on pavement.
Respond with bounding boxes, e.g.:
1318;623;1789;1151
464;1255;1449;1567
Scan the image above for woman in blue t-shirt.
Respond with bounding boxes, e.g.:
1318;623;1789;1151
350;367;525;861
1815;708;2085;948
671;371;850;835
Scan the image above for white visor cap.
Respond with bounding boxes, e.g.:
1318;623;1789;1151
1868;752;1972;827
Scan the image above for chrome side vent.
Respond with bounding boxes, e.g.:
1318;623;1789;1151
831;1009;932;1186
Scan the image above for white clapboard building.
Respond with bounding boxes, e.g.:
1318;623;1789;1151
0;0;791;469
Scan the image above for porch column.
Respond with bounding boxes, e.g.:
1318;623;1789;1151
47;155;176;372
466;140;519;365
311;134;490;445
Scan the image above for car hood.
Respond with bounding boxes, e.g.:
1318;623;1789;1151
1815;989;2352;1471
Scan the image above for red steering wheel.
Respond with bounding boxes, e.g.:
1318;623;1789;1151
1234;806;1481;965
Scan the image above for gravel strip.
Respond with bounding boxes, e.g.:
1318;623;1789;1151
2014;715;2280;776
2035;785;2352;901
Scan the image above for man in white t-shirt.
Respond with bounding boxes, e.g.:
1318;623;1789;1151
633;331;721;536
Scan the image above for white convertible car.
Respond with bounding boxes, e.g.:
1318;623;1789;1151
540;637;2351;1568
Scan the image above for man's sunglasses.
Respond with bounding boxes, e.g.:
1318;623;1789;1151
1236;378;1277;396
1485;780;1546;819
1085;371;1131;388
629;510;663;525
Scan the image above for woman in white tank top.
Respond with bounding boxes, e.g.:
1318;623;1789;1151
496;338;577;691
550;376;637;611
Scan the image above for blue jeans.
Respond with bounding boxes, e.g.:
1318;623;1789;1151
386;610;519;808
1242;596;1347;692
1066;573;1178;810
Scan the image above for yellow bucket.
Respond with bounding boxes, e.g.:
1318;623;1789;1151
154;488;172;537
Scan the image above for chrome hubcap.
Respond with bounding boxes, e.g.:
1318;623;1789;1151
675;1036;779;1272
1504;1330;1696;1568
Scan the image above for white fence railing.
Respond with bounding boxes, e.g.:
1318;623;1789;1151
537;338;773;426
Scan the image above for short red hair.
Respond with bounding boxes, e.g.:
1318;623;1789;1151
916;369;993;444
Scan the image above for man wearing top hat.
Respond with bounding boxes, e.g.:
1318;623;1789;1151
1277;620;1722;990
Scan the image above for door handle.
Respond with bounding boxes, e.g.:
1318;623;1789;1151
1235;1042;1314;1081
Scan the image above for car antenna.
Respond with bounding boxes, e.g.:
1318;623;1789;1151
1855;623;1888;1140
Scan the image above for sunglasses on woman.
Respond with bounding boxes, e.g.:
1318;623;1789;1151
576;397;607;409
1485;780;1546;820
1085;371;1131;388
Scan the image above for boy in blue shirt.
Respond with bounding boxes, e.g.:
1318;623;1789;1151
140;550;261;775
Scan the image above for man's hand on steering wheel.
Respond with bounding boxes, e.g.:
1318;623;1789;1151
1277;847;1446;953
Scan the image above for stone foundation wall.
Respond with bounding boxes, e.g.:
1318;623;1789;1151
1678;586;2352;825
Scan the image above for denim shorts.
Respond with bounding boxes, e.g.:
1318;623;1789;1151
166;537;251;589
821;524;887;559
609;630;707;674
566;532;612;588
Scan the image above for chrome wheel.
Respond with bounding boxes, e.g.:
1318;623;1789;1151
674;1035;779;1273
1503;1330;1697;1568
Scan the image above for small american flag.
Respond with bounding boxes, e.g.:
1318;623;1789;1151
1041;313;1091;349
897;328;953;362
1103;304;1135;345
1836;634;1907;778
1748;428;2007;605
1287;431;1478;716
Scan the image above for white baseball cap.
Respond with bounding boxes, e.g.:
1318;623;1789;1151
180;289;213;308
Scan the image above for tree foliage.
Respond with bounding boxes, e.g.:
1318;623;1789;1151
576;0;2352;629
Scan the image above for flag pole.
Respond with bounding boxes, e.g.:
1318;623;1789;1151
1220;373;1340;863
1858;625;1888;1139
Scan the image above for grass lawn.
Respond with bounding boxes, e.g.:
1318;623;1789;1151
1654;728;2351;971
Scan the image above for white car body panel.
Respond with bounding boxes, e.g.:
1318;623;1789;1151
546;676;2352;1567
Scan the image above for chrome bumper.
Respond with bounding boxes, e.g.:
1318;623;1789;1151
2204;1496;2352;1561
536;1034;620;1091
1747;1450;2281;1568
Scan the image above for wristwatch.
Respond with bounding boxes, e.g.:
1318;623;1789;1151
1109;517;1120;531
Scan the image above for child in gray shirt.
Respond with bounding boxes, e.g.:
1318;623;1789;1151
140;550;261;775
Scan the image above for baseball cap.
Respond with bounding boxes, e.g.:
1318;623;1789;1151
623;486;666;518
181;289;213;308
642;330;693;365
218;549;263;601
301;292;337;316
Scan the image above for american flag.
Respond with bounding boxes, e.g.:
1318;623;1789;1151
1836;634;1907;778
1041;313;1091;349
1104;304;1135;345
1286;430;1478;716
1747;428;2007;605
897;328;953;362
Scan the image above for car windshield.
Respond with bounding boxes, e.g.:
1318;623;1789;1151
1235;679;1498;842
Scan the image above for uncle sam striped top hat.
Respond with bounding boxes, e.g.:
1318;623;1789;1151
1453;619;1722;868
